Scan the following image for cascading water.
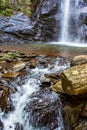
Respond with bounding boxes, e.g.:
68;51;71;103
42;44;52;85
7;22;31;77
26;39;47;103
57;0;87;46
0;57;70;130
61;0;70;42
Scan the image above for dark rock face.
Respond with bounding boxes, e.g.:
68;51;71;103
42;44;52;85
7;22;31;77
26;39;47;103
0;120;3;130
0;0;59;44
15;123;24;130
23;88;60;130
0;13;35;44
78;0;87;42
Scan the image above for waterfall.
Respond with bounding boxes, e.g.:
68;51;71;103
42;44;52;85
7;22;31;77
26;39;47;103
60;0;83;43
61;0;70;42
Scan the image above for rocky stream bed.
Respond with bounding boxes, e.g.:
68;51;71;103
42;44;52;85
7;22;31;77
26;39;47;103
0;46;86;130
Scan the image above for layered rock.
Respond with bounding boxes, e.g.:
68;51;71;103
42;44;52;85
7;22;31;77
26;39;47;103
0;0;59;44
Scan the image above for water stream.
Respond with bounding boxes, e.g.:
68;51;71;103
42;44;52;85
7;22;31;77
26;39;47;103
0;57;70;130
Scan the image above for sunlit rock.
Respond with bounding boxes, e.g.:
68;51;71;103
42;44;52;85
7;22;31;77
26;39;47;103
29;59;36;69
71;55;87;66
0;119;3;130
51;81;64;93
73;120;87;130
13;62;26;72
2;71;20;78
61;63;87;95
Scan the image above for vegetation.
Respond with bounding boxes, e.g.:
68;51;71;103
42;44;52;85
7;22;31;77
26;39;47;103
0;0;34;16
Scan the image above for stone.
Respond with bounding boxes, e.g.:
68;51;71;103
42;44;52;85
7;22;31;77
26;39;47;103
45;73;60;84
51;81;64;93
13;62;26;72
73;120;87;130
15;123;23;130
81;102;87;117
2;71;20;78
0;88;9;112
63;103;83;130
23;88;59;129
61;63;87;95
71;55;87;66
0;120;3;130
30;59;36;69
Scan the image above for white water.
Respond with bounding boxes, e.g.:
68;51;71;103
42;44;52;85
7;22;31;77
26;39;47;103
0;58;70;130
60;0;87;44
61;0;70;42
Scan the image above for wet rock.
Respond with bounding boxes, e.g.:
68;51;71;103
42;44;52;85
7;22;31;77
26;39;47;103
61;63;87;95
15;123;23;130
0;88;9;112
23;88;59;129
0;0;59;43
71;55;87;66
0;13;34;44
40;81;51;88
78;1;87;42
45;73;60;84
29;59;36;69
0;120;3;130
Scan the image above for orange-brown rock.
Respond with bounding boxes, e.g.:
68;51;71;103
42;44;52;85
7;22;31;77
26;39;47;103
0;88;9;112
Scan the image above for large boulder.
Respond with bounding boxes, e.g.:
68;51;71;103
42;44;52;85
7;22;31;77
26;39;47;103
61;63;87;95
23;88;60;130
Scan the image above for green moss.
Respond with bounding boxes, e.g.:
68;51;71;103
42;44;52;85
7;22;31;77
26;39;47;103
26;7;31;15
1;8;13;16
0;0;33;16
0;52;20;61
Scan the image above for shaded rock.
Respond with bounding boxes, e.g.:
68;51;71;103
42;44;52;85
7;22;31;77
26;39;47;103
63;103;84;130
81;102;87;117
61;63;87;95
0;120;3;130
40;81;51;88
45;73;60;84
71;55;87;66
0;88;9;112
15;123;23;130
73;120;87;130
23;88;59;129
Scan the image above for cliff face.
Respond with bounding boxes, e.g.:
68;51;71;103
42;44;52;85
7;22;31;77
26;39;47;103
0;0;87;43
